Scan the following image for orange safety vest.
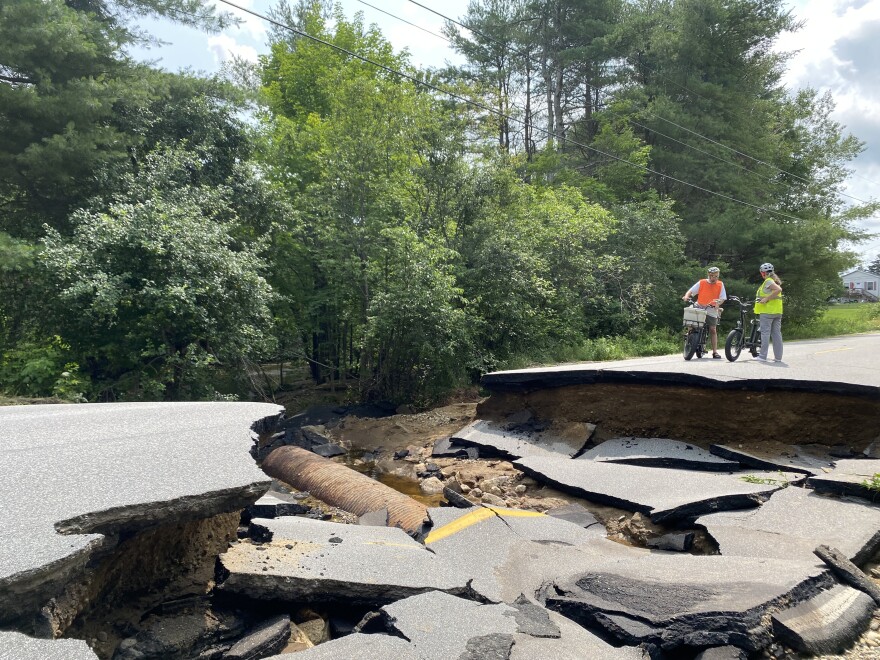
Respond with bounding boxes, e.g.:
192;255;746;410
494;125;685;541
696;279;724;307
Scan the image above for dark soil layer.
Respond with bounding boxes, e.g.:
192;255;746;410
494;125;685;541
478;384;879;450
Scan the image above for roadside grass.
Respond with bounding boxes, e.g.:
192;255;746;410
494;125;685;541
786;303;880;340
501;328;679;370
500;303;880;370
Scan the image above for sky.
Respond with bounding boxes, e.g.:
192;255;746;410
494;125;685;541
133;0;880;265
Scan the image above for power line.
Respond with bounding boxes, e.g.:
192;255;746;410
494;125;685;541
361;1;775;187
216;0;812;223
404;0;874;206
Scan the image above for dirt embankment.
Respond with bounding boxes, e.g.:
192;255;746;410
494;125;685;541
478;383;880;452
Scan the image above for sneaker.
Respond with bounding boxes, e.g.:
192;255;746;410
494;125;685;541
712;353;722;359
773;358;782;362
753;355;768;362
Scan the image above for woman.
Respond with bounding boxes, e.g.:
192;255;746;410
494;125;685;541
753;262;783;362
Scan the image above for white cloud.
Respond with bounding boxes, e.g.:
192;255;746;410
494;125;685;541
207;34;259;65
777;0;880;260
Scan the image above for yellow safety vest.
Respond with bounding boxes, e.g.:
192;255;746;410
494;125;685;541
754;278;783;314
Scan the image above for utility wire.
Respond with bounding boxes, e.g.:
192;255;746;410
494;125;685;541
404;0;874;205
217;0;812;222
365;1;765;182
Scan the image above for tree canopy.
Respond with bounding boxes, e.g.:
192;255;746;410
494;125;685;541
0;0;874;404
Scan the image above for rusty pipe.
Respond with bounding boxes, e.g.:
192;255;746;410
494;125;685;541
261;446;429;537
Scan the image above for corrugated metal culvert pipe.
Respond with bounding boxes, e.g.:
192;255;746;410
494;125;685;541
261;446;430;537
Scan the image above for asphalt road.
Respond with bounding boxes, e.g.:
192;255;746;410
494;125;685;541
484;333;880;395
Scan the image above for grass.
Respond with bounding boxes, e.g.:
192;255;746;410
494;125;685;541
786;303;880;340
501;303;880;371
861;473;880;493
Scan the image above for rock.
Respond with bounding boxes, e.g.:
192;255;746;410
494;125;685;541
431;437;477;459
296;617;329;645
301;425;331;447
864;442;880;459
481;493;506;506
646;532;694;552
222;614;290;660
393;449;410;460
420;477;445;495
470;488;484;498
311;443;346;458
245;493;310;520
829;444;858;458
771;585;875;655
443;487;474;509
514;484;527;495
112;608;248;659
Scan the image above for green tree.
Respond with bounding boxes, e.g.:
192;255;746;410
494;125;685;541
40;149;275;400
0;0;232;237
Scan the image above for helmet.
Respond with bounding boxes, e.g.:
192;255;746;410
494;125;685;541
760;262;774;274
707;267;720;274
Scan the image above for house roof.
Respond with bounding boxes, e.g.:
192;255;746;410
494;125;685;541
840;269;880;279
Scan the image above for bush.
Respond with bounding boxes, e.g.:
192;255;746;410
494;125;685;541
0;338;87;400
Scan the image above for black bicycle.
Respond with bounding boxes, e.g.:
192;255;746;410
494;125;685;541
682;303;709;360
724;295;761;361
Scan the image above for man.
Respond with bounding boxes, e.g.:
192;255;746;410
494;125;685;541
682;266;727;359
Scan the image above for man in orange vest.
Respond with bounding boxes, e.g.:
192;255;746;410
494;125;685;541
681;266;727;358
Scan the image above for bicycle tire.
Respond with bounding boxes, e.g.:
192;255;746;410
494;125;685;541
725;329;743;361
749;330;760;357
683;329;698;360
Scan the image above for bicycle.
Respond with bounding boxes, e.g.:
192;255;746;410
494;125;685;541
682;303;709;360
724;295;761;361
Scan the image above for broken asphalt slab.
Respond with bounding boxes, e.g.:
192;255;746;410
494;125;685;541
0;402;282;632
513;456;802;523
696;486;880;564
0;631;98;660
580;437;740;471
808;459;880;501
217;516;469;604
771;584;875;655
449;420;589;460
545;553;833;652
281;591;646;660
709;444;830;475
424;505;608;602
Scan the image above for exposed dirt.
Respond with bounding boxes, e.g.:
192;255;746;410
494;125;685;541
478;383;880;450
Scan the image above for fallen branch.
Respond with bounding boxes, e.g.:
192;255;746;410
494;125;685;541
813;544;880;606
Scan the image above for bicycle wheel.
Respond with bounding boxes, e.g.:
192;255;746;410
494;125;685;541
725;329;743;361
683;329;698;360
749;329;760;357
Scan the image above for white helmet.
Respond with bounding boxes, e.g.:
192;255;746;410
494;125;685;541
760;262;774;274
707;266;720;274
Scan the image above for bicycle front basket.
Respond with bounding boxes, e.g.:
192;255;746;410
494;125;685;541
683;307;708;327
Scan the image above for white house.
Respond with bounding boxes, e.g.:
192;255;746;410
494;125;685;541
840;269;880;301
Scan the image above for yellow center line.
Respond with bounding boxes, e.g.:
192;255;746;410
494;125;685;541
813;347;854;355
424;506;544;545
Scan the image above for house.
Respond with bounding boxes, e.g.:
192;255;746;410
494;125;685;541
840;269;880;302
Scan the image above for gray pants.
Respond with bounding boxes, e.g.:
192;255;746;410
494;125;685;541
759;314;783;361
